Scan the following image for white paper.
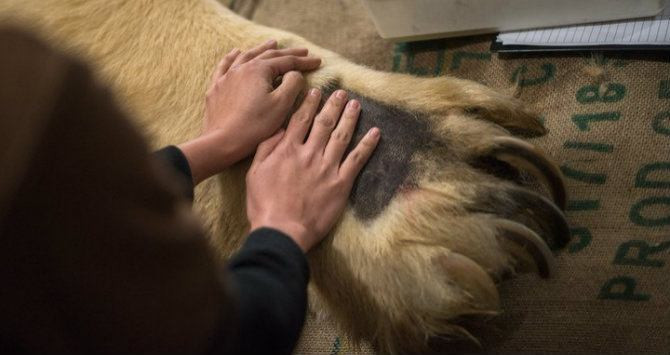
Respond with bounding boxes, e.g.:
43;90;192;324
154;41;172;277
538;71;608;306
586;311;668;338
498;3;670;46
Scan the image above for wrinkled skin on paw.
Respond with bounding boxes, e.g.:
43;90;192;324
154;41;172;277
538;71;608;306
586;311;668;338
0;0;570;353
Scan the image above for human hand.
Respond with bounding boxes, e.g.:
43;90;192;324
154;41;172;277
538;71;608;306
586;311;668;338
245;89;381;252
178;40;321;185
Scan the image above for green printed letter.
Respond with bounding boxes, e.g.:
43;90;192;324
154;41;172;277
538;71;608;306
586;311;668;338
576;83;626;104
629;197;670;227
510;63;556;87
572;112;620;131
598;276;650;301
635;162;670;189
568;227;592;253
561;165;607;184
613;240;670;267
653;111;670;136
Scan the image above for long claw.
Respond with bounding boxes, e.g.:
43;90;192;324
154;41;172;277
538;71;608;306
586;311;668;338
478;136;567;210
469;186;570;250
434;251;500;313
505;187;570;249
494;219;557;278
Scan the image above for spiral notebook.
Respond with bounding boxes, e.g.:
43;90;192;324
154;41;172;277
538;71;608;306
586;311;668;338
492;3;670;52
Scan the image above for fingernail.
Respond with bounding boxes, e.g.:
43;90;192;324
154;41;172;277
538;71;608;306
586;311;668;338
348;100;360;110
309;88;320;96
336;90;347;99
370;127;380;138
266;39;276;45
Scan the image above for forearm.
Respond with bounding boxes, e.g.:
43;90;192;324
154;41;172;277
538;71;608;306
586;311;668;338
177;131;238;186
153;137;238;195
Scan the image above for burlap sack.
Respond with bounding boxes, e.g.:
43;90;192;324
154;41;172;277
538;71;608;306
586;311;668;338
227;0;670;352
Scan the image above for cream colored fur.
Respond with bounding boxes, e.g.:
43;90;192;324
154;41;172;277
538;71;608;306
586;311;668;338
0;1;565;353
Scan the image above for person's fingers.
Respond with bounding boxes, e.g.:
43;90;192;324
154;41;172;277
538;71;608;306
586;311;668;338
264;55;322;77
254;128;285;161
211;48;241;82
306;90;347;151
233;39;278;66
323;99;361;163
257;47;309;60
285;88;321;143
339;127;380;181
272;71;304;108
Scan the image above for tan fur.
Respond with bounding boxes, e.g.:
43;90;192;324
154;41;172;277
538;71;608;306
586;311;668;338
0;1;566;353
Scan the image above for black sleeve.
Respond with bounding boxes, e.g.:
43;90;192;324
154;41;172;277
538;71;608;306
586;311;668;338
153;146;310;353
153;146;194;200
226;228;310;355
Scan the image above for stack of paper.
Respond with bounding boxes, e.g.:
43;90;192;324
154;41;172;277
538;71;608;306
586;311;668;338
494;3;670;52
362;0;665;42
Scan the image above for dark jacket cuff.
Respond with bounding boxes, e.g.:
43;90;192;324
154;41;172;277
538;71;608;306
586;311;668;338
153;145;194;200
